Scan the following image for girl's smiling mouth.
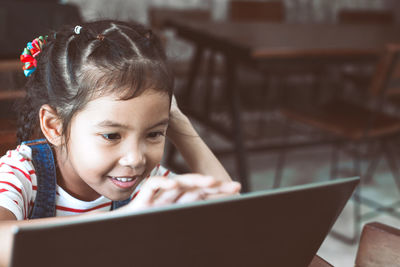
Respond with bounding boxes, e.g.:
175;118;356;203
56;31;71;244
109;176;140;189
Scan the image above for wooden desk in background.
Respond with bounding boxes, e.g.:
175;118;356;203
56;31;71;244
161;16;400;191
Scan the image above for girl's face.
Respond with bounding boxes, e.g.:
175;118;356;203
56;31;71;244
55;89;170;201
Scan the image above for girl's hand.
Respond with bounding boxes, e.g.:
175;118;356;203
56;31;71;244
120;174;241;212
169;94;183;119
167;95;191;138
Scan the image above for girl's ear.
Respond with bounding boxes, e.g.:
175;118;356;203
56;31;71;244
39;104;63;146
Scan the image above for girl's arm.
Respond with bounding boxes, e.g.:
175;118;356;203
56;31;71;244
167;96;233;183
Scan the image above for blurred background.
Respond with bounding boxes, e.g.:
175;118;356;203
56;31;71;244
1;0;400;266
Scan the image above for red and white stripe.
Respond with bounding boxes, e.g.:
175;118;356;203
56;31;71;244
0;145;174;220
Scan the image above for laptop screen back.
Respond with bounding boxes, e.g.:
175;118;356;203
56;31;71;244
9;177;359;267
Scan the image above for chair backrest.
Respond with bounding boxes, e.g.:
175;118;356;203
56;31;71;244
148;7;211;30
367;44;400;98
228;0;285;22
355;222;400;267
338;9;395;25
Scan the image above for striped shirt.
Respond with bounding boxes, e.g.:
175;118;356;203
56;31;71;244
0;144;173;220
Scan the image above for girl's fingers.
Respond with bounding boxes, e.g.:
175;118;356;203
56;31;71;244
170;176;241;203
125;176;241;211
196;181;242;195
128;178;177;210
174;181;241;203
218;181;241;194
173;174;241;193
175;190;205;204
173;174;217;188
202;192;238;200
152;188;184;206
152;176;217;205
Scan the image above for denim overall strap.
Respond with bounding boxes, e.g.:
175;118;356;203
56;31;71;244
23;139;57;219
111;198;131;210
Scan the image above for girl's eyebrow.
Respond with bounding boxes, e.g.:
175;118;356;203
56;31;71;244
96;120;130;129
146;118;169;130
96;118;169;130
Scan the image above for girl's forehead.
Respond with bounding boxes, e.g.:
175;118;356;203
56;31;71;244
79;62;173;102
72;89;170;131
82;89;170;114
88;88;169;105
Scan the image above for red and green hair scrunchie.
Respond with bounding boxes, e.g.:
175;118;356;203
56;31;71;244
20;35;48;77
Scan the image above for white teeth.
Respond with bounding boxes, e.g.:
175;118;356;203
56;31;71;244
114;177;134;182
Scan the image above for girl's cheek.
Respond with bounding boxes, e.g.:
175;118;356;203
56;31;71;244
149;144;165;167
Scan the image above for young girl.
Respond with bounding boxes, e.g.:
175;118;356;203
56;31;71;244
0;19;240;228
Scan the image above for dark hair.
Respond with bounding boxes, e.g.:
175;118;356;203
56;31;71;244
17;19;174;144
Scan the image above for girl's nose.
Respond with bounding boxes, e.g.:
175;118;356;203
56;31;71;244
118;145;146;171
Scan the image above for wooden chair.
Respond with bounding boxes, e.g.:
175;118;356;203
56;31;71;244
149;7;212;80
386;83;400;113
337;9;396;97
163;1;289;180
148;7;211;31
226;0;321;114
276;44;400;243
308;255;333;267
211;0;287;107
228;0;285;22
226;0;287;110
148;6;214;174
338;9;395;25
308;222;400;267
355;222;400;267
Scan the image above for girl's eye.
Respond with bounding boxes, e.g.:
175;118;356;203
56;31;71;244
102;133;121;140
147;131;165;139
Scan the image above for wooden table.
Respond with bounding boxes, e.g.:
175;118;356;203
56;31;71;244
163;17;400;191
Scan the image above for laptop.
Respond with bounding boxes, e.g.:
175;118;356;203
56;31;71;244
8;177;359;267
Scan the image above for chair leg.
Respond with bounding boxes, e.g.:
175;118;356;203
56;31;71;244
330;144;361;244
382;139;400;192
225;56;250;192
350;144;362;242
273;118;291;188
351;140;400;223
204;50;216;120
273;152;286;189
363;140;382;184
330;139;400;244
352;183;362;243
182;45;205;106
329;141;341;180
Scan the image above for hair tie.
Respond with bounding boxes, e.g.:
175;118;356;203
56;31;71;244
74;25;82;34
97;34;105;41
20;35;48;77
144;30;152;40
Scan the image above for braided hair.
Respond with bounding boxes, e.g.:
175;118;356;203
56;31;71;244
17;19;174;144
